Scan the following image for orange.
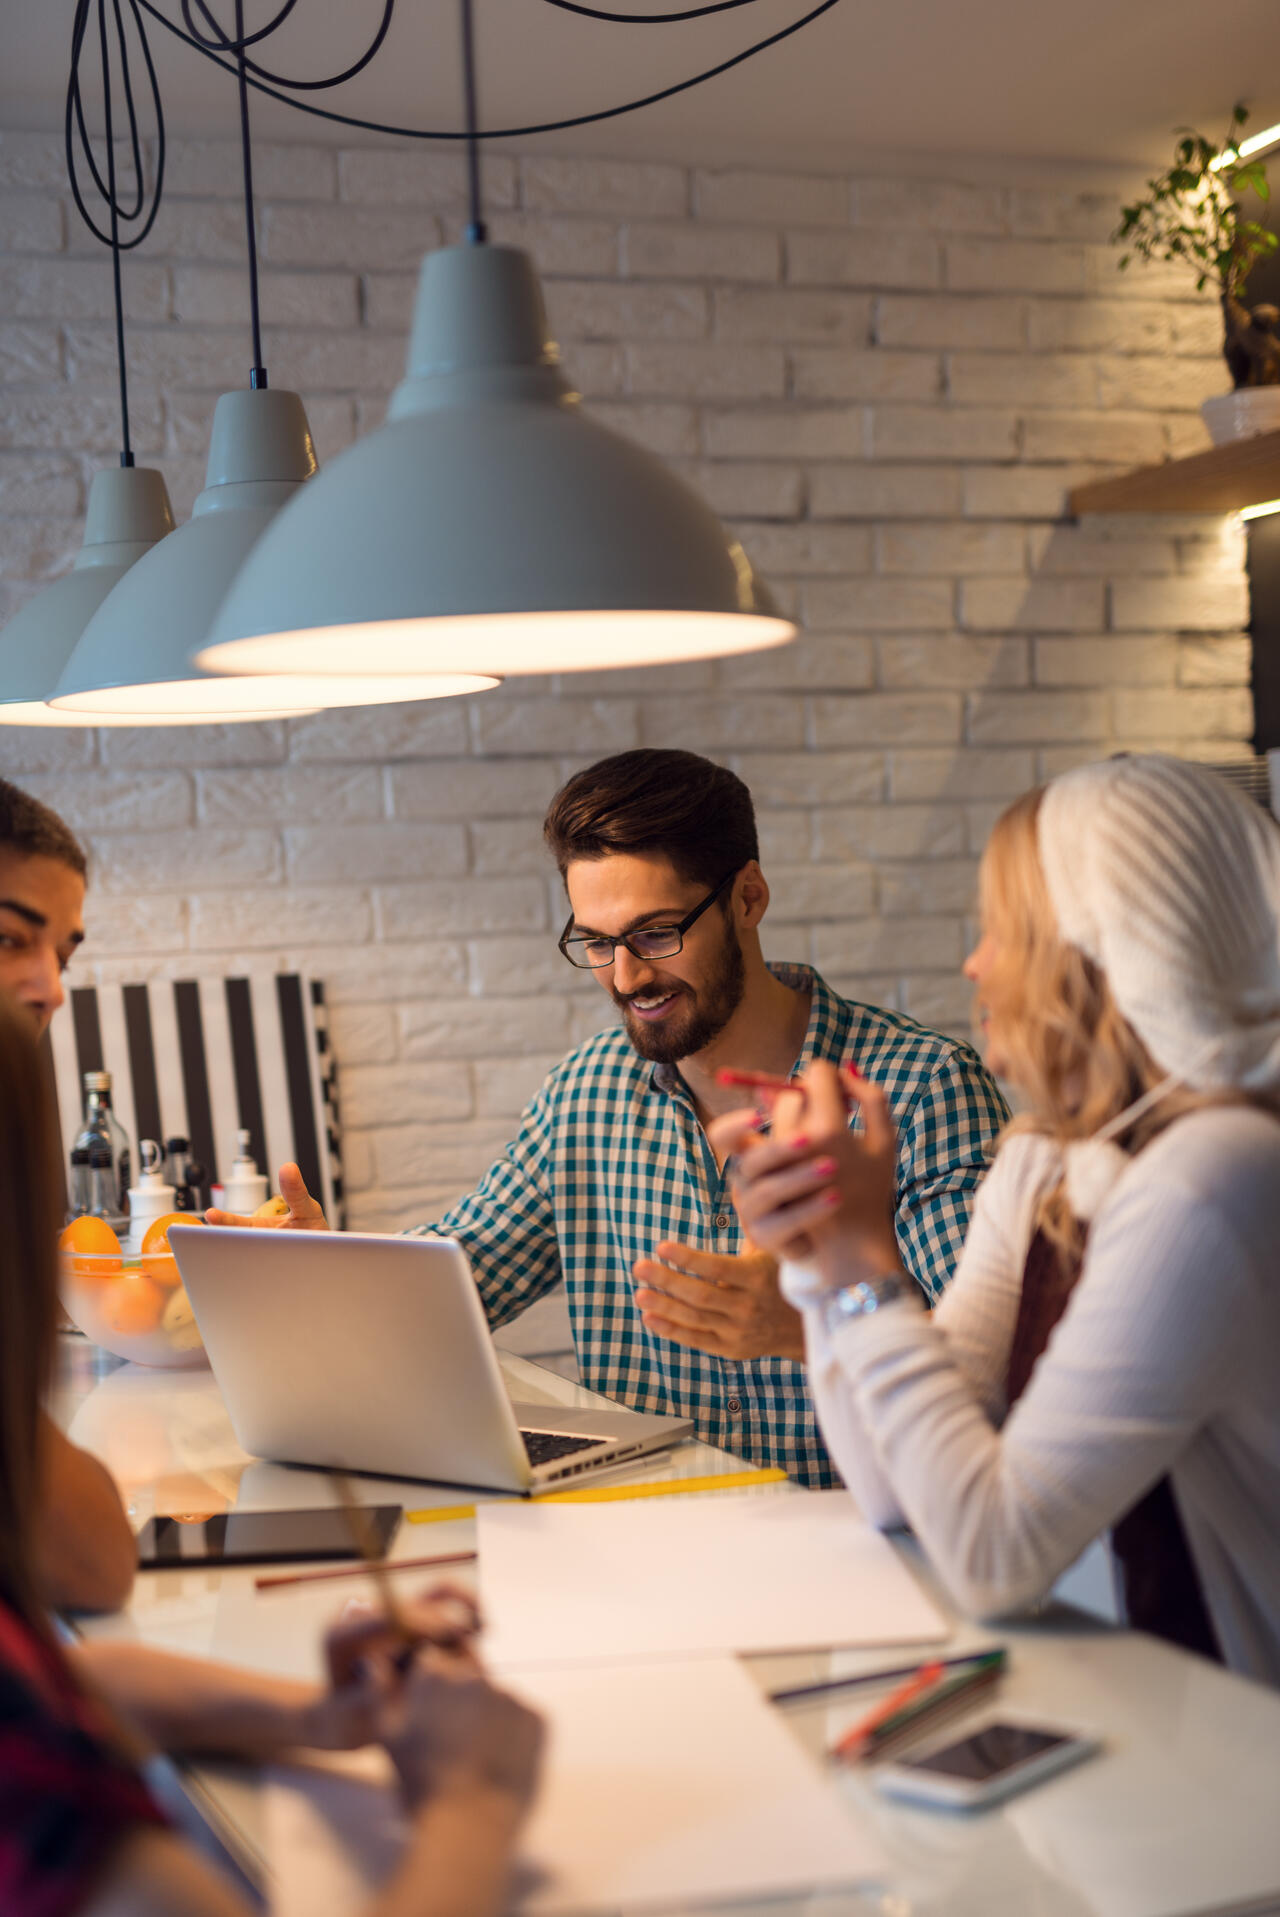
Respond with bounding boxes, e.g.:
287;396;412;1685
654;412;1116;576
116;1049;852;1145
102;1270;165;1337
140;1250;182;1291
141;1211;202;1256
60;1216;122;1258
59;1215;123;1285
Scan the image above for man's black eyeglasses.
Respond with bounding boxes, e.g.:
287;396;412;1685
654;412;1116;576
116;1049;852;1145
558;870;739;970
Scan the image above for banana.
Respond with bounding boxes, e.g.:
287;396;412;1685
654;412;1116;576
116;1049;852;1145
162;1286;202;1351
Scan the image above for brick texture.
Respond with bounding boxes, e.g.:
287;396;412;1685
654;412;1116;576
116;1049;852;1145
0;138;1252;1224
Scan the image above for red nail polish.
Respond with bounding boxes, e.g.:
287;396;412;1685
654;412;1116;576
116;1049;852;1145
815;1157;838;1176
823;1189;842;1207
791;1134;810;1151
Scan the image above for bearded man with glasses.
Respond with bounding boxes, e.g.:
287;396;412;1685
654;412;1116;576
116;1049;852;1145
214;749;1007;1488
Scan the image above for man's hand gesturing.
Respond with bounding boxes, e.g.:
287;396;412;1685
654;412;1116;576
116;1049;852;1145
205;1160;330;1231
633;1242;805;1362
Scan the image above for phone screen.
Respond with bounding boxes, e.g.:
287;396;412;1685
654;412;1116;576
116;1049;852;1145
136;1505;402;1568
903;1722;1070;1782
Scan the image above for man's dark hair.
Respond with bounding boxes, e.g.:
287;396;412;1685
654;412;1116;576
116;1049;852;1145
543;749;758;890
0;778;87;879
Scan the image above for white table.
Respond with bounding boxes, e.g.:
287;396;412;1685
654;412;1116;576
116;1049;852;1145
54;1334;1280;1917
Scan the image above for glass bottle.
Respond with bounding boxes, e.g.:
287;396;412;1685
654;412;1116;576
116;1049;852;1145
85;1139;127;1232
75;1071;132;1219
67;1145;90;1220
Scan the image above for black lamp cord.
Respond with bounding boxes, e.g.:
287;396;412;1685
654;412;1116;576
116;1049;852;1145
233;0;267;386
460;0;486;244
134;0;841;146
66;0;165;469
98;4;133;463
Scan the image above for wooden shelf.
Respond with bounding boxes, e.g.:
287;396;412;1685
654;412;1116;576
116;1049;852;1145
1069;427;1280;516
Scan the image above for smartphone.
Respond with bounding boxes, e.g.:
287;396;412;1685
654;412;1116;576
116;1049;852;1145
873;1714;1100;1810
136;1504;402;1569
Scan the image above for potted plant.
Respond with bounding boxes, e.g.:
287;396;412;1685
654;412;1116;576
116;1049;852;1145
1114;103;1280;443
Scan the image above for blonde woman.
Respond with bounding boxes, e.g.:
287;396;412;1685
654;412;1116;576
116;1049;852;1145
712;756;1280;1685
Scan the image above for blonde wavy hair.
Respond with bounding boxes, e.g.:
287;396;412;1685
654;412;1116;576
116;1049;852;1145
978;787;1267;1254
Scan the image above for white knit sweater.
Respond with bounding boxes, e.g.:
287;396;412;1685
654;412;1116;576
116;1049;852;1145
784;1106;1280;1686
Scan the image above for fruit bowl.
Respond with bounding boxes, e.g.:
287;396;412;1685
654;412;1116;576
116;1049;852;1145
59;1242;209;1370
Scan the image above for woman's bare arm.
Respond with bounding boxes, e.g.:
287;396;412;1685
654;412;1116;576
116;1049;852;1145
36;1417;136;1614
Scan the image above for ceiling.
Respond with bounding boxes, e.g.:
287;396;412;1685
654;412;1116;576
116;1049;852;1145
3;0;1280;175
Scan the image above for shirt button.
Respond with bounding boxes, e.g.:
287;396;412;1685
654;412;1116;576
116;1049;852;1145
727;1397;742;1414
715;1213;732;1228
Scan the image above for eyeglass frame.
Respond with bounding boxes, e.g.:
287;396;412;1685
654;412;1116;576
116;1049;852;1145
557;867;740;970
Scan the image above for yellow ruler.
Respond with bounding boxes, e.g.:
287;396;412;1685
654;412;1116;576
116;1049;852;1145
406;1466;787;1525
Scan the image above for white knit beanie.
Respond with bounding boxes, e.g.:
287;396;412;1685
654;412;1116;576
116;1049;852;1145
1037;754;1280;1092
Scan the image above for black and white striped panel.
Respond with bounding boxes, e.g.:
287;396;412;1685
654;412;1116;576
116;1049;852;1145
48;974;344;1227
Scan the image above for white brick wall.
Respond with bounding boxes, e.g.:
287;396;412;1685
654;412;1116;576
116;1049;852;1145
0;132;1253;1229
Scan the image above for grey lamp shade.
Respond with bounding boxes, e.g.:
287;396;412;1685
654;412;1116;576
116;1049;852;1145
197;245;795;680
0;465;174;726
52;389;496;722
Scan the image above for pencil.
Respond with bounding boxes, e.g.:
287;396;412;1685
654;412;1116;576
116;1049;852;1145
716;1068;802;1092
716;1065;862;1099
831;1659;944;1760
329;1469;414;1648
769;1646;1005;1706
254;1549;478;1593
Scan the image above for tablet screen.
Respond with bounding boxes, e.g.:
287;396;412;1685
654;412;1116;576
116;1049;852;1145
136;1504;402;1568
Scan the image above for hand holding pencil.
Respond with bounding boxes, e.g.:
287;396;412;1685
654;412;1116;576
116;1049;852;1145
709;1061;905;1284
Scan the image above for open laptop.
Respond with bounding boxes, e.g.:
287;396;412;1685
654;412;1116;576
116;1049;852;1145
169;1226;692;1493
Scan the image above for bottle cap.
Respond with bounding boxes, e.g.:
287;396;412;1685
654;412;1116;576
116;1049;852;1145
165;1135;190;1154
83;1070;112;1093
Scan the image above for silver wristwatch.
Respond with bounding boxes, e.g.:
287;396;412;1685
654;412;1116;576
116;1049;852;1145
821;1272;908;1338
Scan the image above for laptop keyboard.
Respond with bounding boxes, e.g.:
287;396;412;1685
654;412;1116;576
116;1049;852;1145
520;1430;604;1467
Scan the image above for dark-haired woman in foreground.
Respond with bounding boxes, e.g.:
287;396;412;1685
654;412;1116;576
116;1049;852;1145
714;755;1280;1685
0;990;542;1916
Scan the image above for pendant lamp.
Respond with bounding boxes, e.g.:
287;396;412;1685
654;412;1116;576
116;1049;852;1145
0;466;174;727
197;0;792;684
51;388;496;719
46;0;494;724
197;241;794;682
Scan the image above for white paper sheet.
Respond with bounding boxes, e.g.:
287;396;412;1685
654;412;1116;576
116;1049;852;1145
478;1489;948;1668
265;1657;887;1917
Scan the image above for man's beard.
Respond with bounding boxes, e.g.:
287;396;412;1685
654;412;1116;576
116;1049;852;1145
612;921;746;1065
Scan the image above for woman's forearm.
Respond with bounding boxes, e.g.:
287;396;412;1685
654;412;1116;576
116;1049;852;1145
69;1640;320;1757
375;1784;525;1917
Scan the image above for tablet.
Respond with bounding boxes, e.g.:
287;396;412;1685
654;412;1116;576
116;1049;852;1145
136;1504;402;1568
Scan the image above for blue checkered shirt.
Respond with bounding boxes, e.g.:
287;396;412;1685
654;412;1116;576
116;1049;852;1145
408;965;1008;1487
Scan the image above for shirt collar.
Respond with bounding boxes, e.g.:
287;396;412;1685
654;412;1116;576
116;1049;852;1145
648;962;841;1101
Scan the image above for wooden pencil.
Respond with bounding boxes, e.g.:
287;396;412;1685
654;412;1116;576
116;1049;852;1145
254;1548;478;1593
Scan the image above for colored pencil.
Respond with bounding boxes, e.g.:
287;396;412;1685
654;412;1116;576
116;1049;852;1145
716;1069;803;1092
254;1548;477;1593
861;1662;1004;1764
831;1660;944;1760
769;1646;1005;1706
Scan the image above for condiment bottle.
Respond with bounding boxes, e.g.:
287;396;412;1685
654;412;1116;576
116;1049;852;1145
122;1139;175;1259
221;1129;268;1214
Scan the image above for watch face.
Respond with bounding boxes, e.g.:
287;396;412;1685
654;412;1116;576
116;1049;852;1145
825;1275;903;1334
